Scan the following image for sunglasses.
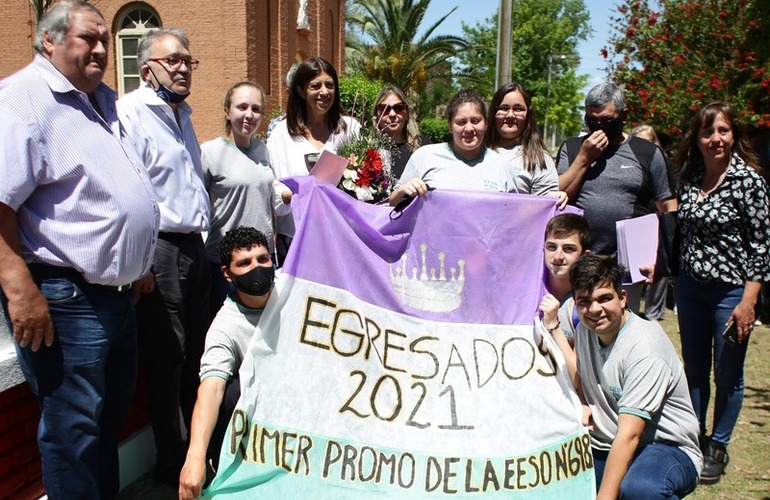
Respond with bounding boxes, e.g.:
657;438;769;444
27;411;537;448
375;103;407;115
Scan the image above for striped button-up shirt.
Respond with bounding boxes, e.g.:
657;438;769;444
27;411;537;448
0;55;159;286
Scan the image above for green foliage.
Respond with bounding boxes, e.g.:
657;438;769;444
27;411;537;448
607;0;770;142
338;73;386;125
419;117;451;143
415;79;456;121
456;1;591;142
346;0;466;95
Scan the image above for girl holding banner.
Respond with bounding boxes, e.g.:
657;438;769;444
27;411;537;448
389;89;513;205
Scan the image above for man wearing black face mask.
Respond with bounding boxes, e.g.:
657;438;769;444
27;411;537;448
179;227;276;498
556;81;677;313
118;28;211;487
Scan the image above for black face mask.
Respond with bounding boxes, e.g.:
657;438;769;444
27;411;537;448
586;115;624;142
232;265;274;297
147;66;189;104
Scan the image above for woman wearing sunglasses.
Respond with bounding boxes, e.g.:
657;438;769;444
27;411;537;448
371;86;430;179
486;82;567;206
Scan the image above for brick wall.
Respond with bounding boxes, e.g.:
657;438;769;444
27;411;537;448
0;384;43;500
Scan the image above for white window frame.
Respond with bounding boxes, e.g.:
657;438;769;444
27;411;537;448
115;5;161;95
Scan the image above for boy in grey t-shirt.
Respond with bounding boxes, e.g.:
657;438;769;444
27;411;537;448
179;227;277;498
553;255;702;499
539;213;591;351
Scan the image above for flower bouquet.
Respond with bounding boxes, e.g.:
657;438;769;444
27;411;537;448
336;129;396;204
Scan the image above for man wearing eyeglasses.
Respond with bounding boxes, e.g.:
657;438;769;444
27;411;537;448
555;81;677;313
117;28;211;488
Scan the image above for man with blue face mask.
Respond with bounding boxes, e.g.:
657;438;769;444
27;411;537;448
117;28;211;488
556;81;678;313
179;227;276;499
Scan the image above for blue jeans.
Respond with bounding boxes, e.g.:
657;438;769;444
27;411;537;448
4;278;137;499
676;272;747;446
593;442;699;499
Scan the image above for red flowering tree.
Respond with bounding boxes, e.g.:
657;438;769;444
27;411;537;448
605;0;770;141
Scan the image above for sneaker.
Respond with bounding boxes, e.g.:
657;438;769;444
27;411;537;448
700;441;729;485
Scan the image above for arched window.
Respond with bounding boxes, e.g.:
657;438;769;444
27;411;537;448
115;4;161;95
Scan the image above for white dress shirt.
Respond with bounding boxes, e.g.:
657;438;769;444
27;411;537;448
118;85;210;233
267;116;360;237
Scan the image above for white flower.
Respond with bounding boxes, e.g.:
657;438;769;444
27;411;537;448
355;186;374;202
378;148;392;174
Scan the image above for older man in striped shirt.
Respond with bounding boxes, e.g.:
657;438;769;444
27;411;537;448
0;1;159;498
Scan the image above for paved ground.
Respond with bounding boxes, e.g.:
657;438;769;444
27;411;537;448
116;474;177;500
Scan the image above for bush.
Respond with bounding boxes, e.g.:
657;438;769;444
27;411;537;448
339;73;386;125
419;117;450;143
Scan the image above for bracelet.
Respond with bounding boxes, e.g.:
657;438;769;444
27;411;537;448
546;320;560;334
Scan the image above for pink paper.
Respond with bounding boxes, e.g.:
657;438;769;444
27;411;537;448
309;150;349;186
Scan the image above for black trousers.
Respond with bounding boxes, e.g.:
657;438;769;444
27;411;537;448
137;232;211;474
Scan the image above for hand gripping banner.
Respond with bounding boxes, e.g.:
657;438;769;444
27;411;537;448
204;178;595;498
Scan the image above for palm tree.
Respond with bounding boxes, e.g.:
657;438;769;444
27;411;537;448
346;0;466;95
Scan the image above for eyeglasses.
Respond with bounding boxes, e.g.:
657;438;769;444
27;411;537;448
496;105;527;116
147;56;199;71
376;103;408;115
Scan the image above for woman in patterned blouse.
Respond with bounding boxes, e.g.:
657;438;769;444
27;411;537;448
674;102;770;485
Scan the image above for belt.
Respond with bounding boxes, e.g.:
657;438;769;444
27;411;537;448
158;231;201;242
27;264;133;293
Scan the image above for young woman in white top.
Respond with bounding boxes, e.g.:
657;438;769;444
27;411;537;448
390;89;514;205
486;82;567;206
267;57;361;261
201;81;290;315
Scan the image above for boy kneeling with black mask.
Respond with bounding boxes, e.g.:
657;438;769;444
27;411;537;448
179;226;276;498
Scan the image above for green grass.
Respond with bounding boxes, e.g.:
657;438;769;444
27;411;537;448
658;310;770;499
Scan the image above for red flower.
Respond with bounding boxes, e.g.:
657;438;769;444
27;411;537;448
600;48;609;59
354;148;387;188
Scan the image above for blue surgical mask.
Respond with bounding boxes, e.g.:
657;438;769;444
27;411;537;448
147;66;189;104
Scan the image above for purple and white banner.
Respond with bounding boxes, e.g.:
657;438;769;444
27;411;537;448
205;178;594;498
